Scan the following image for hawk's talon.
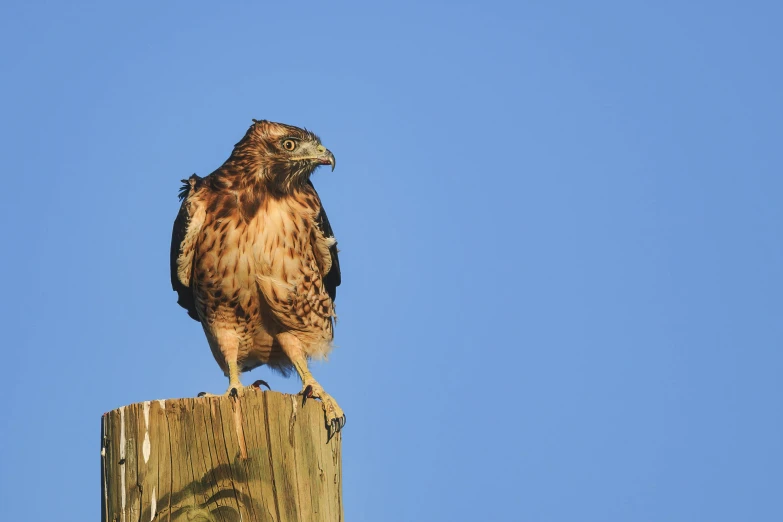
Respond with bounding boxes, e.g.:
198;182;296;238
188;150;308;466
296;381;344;441
199;383;268;398
326;415;346;443
301;384;314;406
251;379;271;391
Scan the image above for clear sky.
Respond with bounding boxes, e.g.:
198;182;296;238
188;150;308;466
1;1;781;521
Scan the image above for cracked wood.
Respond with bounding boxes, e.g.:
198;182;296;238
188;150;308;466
101;391;343;522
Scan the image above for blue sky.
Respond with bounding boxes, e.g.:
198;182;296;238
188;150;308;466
1;1;782;520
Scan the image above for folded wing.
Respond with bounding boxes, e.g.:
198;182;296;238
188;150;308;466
170;175;206;321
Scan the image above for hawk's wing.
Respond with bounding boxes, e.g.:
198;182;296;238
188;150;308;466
310;181;341;302
171;174;206;321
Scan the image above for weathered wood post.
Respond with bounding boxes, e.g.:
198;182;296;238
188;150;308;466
101;391;343;522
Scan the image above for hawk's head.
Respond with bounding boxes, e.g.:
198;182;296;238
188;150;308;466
231;120;335;193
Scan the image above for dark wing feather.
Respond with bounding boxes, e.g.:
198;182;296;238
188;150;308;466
308;181;341;302
171;175;202;321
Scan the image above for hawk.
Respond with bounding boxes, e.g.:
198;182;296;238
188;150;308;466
171;120;345;438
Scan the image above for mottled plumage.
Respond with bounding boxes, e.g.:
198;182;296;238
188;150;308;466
171;120;344;437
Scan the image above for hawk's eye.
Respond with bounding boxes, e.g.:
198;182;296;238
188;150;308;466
283;139;297;151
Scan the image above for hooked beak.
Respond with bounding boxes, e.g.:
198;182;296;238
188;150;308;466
316;145;336;172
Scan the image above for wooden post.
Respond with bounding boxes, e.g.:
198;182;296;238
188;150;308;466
101;391;343;522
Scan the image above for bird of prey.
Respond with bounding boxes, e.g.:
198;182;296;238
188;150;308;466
171;120;344;438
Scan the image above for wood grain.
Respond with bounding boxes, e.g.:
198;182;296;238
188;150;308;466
101;391;342;522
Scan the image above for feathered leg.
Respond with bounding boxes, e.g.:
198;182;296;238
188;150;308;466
276;332;345;440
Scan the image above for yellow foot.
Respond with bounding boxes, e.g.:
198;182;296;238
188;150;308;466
300;381;346;441
197;380;271;398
